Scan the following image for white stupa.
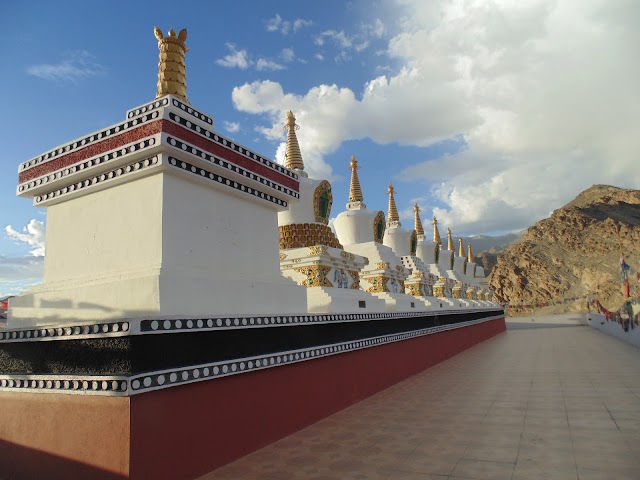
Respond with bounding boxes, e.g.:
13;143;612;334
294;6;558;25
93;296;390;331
402;203;439;303
277;114;385;313
333;158;421;312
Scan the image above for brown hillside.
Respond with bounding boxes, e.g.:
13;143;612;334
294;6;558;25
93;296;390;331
489;185;640;314
475;252;498;275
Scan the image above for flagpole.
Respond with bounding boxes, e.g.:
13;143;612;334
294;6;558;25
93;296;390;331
616;223;630;299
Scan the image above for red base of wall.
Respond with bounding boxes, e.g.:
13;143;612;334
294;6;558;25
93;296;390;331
0;317;505;480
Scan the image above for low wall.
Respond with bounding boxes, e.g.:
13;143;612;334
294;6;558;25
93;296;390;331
131;317;505;480
588;313;640;348
0;316;505;480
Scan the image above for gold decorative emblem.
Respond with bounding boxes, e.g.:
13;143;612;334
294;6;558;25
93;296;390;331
340;250;355;260
294;265;332;287
375;261;390;270
373;211;385;243
348;270;360;290
308;245;328;256
279;252;287;260
366;275;388;293
433;278;447;298
313;180;333;225
154;27;189;104
405;282;422;297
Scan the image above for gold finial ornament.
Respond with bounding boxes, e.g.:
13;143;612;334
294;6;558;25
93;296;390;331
414;202;424;236
154;27;189;104
348;155;364;203
458;238;465;257
433;217;441;246
467;243;474;262
387;182;399;225
284;111;306;174
447;227;454;251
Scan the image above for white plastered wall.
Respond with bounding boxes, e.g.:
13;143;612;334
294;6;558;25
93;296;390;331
9;170;307;326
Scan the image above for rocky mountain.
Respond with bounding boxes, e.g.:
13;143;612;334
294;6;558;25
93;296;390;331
475;252;499;275
489;185;640;313
462;233;520;276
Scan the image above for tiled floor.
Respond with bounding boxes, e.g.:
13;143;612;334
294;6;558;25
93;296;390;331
199;320;640;480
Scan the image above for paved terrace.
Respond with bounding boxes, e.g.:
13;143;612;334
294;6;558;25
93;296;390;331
199;315;640;480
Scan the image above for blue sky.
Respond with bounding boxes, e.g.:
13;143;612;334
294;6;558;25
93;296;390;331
1;0;639;296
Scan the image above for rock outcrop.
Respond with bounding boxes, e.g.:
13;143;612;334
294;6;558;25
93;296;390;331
490;185;640;312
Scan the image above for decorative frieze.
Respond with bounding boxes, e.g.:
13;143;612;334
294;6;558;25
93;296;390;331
0;314;502;397
294;265;333;287
278;223;342;249
168;157;288;208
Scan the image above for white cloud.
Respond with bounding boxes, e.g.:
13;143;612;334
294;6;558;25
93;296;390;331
232;0;640;234
232;81;359;180
314;53;324;61
265;14;312;35
27;50;105;84
256;58;285;71
391;0;640;233
223;121;240;133
5;219;45;257
313;19;387;61
318;30;353;49
367;19;386;39
280;48;295;62
293;18;313;32
216;44;286;72
216;43;251;70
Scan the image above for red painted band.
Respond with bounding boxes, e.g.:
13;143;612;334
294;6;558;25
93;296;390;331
19;120;299;193
18;121;164;184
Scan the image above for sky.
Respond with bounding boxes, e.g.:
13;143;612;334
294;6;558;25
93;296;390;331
1;0;639;297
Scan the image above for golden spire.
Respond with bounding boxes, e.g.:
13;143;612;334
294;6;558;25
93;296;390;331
458;238;465;257
447;227;454;251
387;182;399;225
284;111;306;173
414;202;424;236
349;155;364;203
467;243;474;262
154;27;189;104
433;217;441;245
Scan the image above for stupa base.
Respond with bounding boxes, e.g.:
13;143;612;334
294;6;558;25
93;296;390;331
0;311;505;480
